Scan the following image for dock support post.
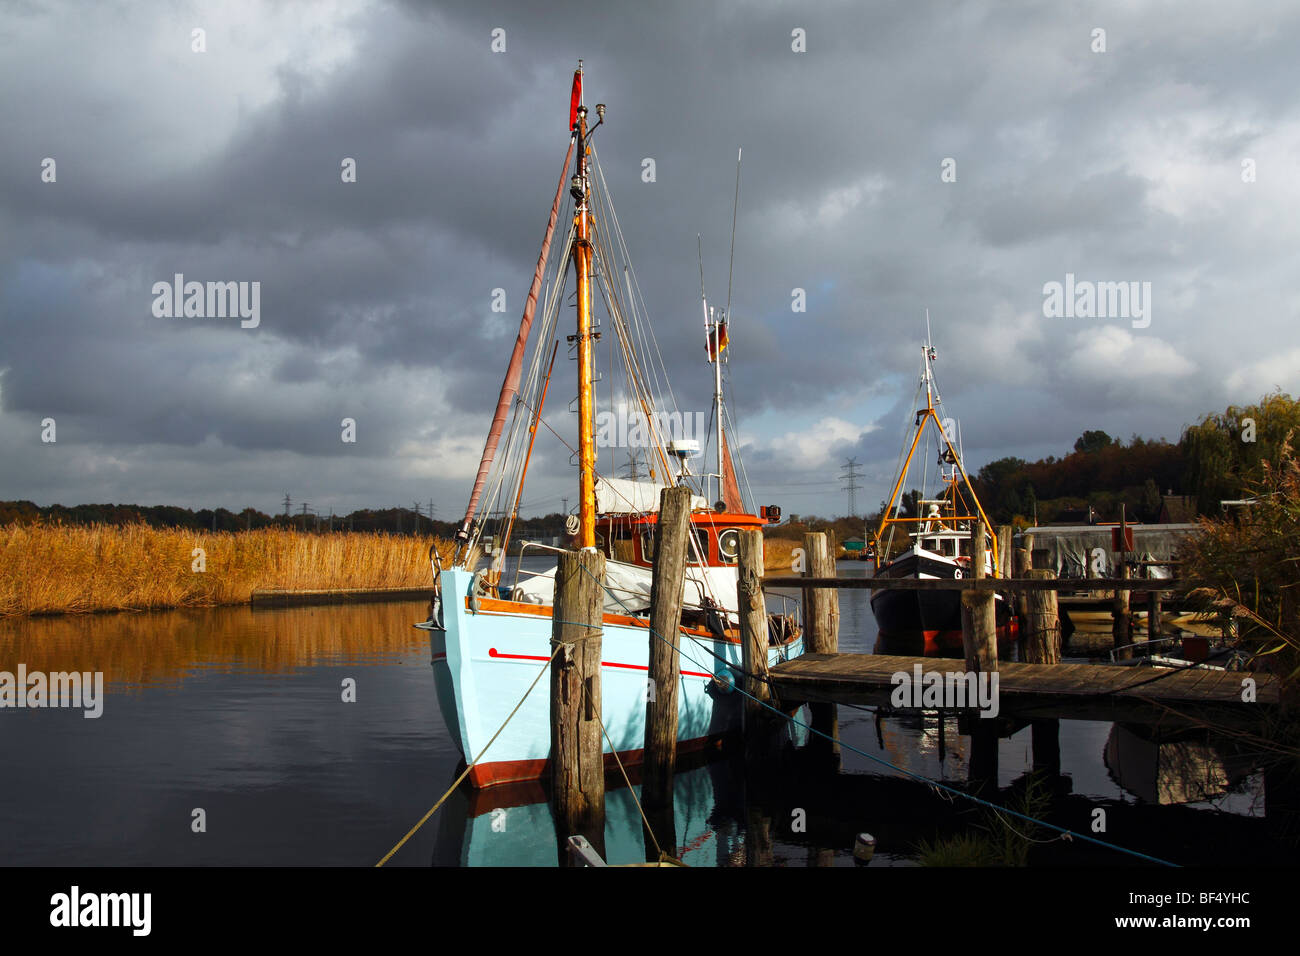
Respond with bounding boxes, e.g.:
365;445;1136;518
802;532;839;653
961;519;997;672
997;524;1013;581
738;529;771;760
802;532;841;769
1024;570;1061;665
550;548;606;861
1023;569;1062;777
1008;546;1029;621
642;487;691;856
1113;563;1133;660
962;520;999;793
1147;588;1162;644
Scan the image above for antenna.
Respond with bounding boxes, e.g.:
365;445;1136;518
725;147;742;319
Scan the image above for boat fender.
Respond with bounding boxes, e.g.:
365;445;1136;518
712;669;736;694
704;607;727;642
468;571;483;614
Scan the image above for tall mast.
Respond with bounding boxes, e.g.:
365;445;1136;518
712;308;724;504
571;64;597;549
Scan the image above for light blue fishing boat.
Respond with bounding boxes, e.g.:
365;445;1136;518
417;64;803;788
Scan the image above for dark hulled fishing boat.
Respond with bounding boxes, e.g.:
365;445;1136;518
870;335;1016;655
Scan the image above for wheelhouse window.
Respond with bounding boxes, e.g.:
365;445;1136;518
688;528;710;565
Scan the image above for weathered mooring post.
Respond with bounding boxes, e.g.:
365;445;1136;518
996;525;1013;582
1013;546;1031;659
802;531;840;769
1113;563;1133;659
962;520;999;791
1147;588;1162;643
801;532;839;652
1024;569;1062;776
550;548;606;860
642;486;691;857
738;529;771;760
1113;504;1133;659
961;519;997;672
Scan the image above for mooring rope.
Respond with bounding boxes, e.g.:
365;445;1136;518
374;643;563;867
573;560;1180;868
580;677;679;865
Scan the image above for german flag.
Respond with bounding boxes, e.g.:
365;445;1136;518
706;319;728;361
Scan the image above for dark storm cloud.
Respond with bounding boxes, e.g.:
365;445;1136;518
2;0;1298;516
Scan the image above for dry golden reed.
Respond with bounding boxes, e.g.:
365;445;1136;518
0;521;453;618
762;537;800;571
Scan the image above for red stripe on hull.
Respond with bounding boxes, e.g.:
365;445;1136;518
467;733;727;788
487;646;712;679
922;618;1021;656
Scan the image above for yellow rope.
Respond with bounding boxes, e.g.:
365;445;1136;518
581;678;682;866
374;645;562;867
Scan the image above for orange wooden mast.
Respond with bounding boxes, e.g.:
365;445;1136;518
571;63;599;550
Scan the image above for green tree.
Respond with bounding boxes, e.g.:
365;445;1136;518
1073;430;1115;454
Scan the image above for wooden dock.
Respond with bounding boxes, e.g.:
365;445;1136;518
250;586;432;608
769;653;1277;729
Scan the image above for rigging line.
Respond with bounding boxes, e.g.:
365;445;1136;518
469;232;570;541
591;148;680;420
472;229;574;541
571;559;1180;869
725;146;741;319
593;266;677;486
513;392;675;521
375;643;563;866
580;678;673;863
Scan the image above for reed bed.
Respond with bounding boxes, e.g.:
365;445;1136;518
0;522;452;618
762;537;800;571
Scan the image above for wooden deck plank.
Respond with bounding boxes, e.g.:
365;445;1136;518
768;653;1275;729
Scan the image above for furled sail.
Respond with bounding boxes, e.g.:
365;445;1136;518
720;428;744;513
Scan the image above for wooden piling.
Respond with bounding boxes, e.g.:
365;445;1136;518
1023;568;1062;778
960;519;997;672
738;529;770;751
643;486;692;813
801;534;841;770
802;532;839;654
1023;569;1061;665
550;548;606;856
996;525;1013;580
1013;547;1030;617
1113;562;1133;659
1147;588;1162;644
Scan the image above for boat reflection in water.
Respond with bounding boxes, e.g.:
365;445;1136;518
433;714;811;867
1104;723;1255;806
432;753;744;867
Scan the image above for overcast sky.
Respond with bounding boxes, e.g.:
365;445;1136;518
2;0;1298;522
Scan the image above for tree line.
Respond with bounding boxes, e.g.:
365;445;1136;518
0;500;571;539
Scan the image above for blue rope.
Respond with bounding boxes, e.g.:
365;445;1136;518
572;559;1180;868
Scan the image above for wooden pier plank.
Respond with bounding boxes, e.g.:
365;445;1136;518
769;653;1274;729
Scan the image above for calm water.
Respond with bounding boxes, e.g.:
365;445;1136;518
0;559;1276;866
